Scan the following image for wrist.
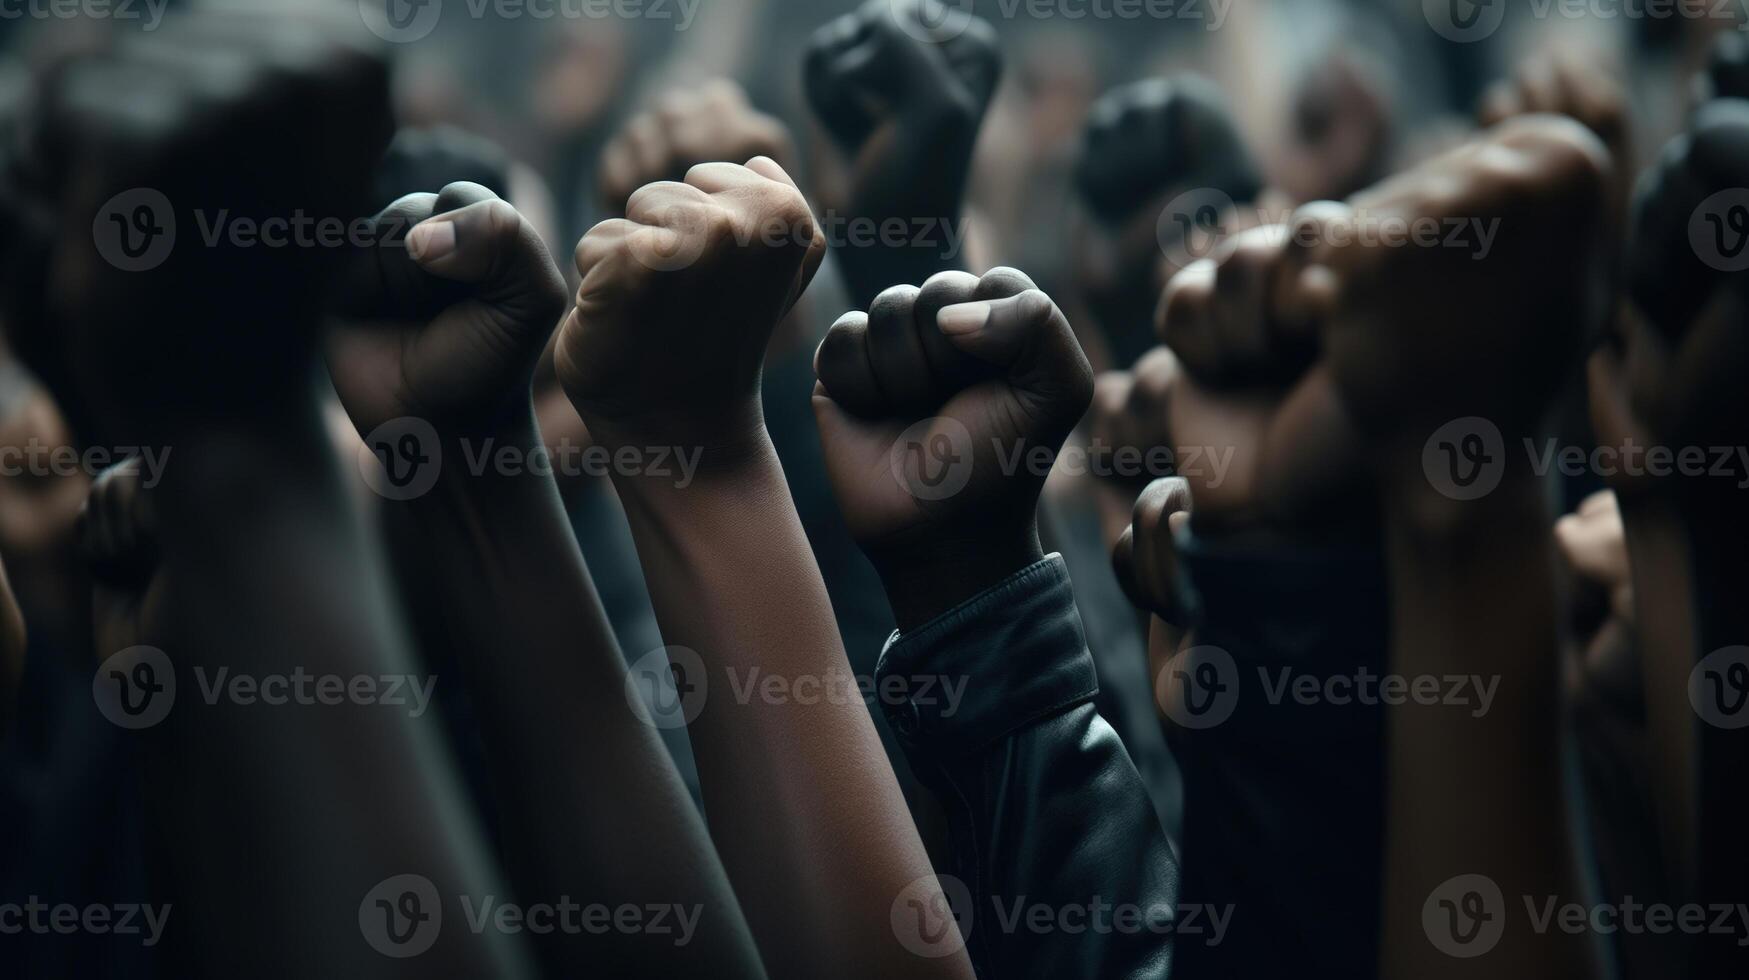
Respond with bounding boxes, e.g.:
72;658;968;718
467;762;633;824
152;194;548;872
873;522;1046;633
579;403;773;497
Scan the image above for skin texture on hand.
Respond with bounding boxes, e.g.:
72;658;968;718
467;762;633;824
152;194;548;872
557;157;825;458
803;0;1001;308
598;79;797;215
556;159;973;980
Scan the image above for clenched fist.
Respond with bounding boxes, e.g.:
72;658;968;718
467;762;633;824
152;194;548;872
0;4;391;442
556;158;825;458
328;183;568;440
803;0;1001;305
813;268;1093;627
1314;116;1610;454
598;80;797;215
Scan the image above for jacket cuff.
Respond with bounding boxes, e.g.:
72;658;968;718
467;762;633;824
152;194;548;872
876;554;1097;757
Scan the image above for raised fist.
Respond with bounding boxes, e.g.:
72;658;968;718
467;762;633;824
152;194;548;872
812;267;1093;609
0;4;392;442
1075;76;1262;227
1072;76;1262;365
327;183;568;441
1314;116;1611;450
803;0;1001;303
556;158;825;457
598;80;797;215
1155;218;1370;533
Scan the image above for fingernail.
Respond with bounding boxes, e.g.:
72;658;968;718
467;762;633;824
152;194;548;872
408;220;456;263
938;301;992;335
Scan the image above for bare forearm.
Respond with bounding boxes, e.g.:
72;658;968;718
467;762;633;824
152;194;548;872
381;414;766;978
611;436;972;980
1380;483;1599;979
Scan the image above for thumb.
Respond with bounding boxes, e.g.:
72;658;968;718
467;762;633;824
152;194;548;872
406;192;567;330
935;289;1094;427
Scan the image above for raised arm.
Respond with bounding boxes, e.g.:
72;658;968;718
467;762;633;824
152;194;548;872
325;182;766;978
554;158;974;980
813;268;1177;978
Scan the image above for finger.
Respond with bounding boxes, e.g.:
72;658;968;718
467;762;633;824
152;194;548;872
572;218;640;282
914;269;987;395
624;180;712;226
936;288;1094;429
865;284;935;414
815;310;888;419
409;190;562;303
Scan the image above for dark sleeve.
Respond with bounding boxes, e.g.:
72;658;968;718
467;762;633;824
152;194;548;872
1168;532;1390;980
876;554;1178;980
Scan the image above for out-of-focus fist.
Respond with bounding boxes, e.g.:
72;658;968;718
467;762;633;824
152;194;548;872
598;80;796;215
803;0;1000;302
1071;77;1262;365
556;158;825;456
328;183;568;441
0;4;392;442
1314;116;1611;448
812;268;1093;586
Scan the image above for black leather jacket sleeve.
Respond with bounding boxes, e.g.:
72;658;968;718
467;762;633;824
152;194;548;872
875;554;1178;980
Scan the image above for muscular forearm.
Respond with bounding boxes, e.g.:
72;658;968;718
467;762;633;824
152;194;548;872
609;434;974;980
380;409;766;979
